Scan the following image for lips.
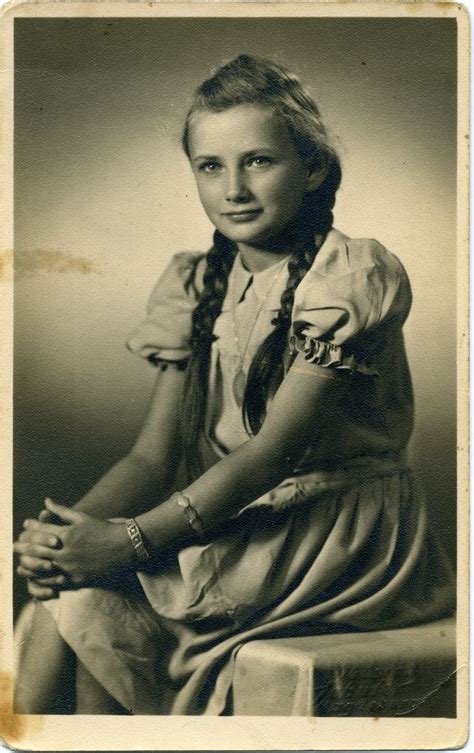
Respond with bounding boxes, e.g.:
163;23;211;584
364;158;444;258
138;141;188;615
223;209;263;222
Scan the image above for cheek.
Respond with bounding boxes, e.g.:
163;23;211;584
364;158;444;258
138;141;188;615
195;179;220;212
263;165;306;200
266;176;306;214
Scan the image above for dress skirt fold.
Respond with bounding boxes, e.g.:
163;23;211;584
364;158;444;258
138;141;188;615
17;463;454;715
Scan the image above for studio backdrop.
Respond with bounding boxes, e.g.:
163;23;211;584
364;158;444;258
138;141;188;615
14;17;457;613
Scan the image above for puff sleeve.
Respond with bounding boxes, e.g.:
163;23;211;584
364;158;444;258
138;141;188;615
291;235;412;375
126;251;205;365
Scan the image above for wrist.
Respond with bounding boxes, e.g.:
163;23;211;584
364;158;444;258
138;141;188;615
124;518;152;567
108;520;140;568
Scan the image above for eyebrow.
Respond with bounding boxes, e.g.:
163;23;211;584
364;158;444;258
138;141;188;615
192;154;220;163
192;148;277;164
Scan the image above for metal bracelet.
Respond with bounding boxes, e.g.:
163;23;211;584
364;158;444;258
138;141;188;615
125;518;151;562
174;493;205;539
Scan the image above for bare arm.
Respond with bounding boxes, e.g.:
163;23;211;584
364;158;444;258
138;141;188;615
73;365;187;519
16;355;348;581
15;365;187;595
136;355;347;549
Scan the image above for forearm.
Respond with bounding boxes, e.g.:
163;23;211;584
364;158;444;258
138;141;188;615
136;436;290;552
135;359;346;557
20;363;346;582
185;435;291;523
69;369;186;520
73;451;179;519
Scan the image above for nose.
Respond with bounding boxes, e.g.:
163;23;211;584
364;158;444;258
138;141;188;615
225;168;251;203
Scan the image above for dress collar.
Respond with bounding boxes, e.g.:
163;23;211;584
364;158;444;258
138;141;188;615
228;252;290;311
220;229;348;313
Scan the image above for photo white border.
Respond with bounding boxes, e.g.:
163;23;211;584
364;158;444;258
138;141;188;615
0;2;469;750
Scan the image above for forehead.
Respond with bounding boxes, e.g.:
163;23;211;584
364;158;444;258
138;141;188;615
188;104;297;157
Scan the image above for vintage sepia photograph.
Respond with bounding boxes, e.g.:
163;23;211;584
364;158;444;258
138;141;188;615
1;3;468;750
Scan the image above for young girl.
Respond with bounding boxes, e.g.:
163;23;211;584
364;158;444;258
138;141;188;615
14;54;455;716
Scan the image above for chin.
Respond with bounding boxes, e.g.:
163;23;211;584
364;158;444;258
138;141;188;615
226;230;265;245
217;221;277;247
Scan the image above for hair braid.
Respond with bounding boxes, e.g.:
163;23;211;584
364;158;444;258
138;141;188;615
183;230;237;480
243;186;336;436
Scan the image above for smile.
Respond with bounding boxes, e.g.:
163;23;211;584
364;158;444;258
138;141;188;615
223;210;263;223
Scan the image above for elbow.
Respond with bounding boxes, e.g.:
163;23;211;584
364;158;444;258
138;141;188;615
126;449;171;484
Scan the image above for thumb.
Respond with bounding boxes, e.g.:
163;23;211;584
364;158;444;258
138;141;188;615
39;508;63;524
44;498;83;524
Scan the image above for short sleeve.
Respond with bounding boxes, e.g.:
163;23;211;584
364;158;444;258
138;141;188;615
291;234;412;375
126;251;205;364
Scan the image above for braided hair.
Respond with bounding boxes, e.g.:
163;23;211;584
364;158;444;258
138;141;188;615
184;230;236;481
181;55;342;478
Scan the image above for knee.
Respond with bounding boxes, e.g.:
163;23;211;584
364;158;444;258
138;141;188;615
44;587;114;634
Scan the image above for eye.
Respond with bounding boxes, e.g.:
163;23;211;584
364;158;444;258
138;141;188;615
247;155;273;168
198;161;222;174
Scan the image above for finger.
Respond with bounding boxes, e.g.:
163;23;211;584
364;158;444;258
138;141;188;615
23;518;62;533
23;519;46;530
19;530;62;548
22;516;60;529
14;541;63;560
21;513;55;529
18;530;32;543
19;555;61;573
16;565;51;580
23;519;65;537
17;560;64;578
44;498;82;524
17;565;33;577
17;566;66;586
33;574;68;587
39;509;63;524
26;581;56;600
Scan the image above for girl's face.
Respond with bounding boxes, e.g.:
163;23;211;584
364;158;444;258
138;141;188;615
188;104;319;250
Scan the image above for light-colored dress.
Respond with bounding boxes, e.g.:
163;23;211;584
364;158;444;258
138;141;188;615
33;228;454;715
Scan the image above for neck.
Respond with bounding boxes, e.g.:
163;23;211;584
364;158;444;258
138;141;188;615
237;242;292;273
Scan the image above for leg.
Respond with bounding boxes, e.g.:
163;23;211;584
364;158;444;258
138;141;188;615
75;660;130;714
16;582;169;715
15;600;76;714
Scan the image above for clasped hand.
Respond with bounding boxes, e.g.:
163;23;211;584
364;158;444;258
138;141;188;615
14;498;130;599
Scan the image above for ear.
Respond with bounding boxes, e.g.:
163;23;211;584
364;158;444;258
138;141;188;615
305;162;329;192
